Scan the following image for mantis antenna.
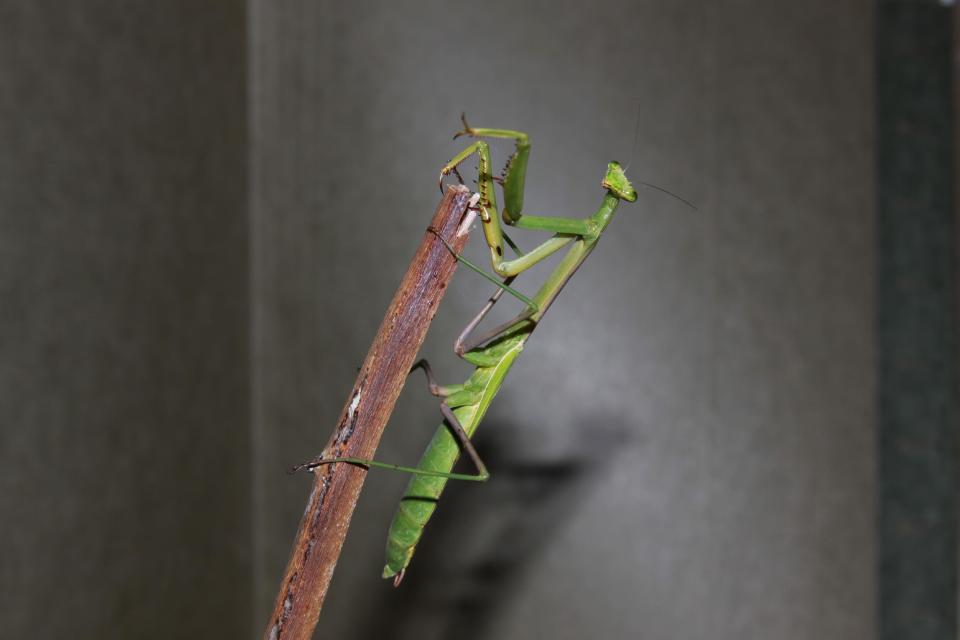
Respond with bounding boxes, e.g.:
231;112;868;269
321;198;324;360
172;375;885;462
625;103;698;212
625;103;643;172
635;179;698;211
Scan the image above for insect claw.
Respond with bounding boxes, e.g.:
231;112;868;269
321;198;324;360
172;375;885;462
439;162;465;191
452;112;475;139
289;455;326;474
288;462;309;475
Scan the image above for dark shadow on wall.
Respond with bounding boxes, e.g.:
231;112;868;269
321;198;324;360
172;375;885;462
357;412;639;640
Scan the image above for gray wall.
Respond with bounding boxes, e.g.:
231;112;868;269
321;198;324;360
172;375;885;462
0;3;250;638
251;1;874;639
0;1;891;639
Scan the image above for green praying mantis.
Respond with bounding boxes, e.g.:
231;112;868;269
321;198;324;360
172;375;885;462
296;114;670;586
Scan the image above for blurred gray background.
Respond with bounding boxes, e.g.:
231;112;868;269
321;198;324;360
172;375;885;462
1;1;954;639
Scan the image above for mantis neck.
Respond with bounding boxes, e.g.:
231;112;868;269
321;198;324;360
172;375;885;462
529;192;621;322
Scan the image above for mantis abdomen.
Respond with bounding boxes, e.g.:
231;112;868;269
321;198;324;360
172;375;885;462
382;330;528;583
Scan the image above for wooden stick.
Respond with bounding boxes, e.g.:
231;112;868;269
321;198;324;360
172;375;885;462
263;185;474;640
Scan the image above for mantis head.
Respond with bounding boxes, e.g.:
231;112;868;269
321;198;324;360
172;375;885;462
602;161;637;202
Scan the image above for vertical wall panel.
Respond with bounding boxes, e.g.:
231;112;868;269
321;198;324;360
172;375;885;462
0;3;250;637
877;2;957;639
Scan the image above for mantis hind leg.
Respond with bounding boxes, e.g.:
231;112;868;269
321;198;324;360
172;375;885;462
291;361;489;482
449;274;538;357
430;230;538;357
410;358;461;398
453;277;514;356
457;306;536;356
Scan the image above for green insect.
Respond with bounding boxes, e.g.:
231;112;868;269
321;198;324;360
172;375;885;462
297;114;643;585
